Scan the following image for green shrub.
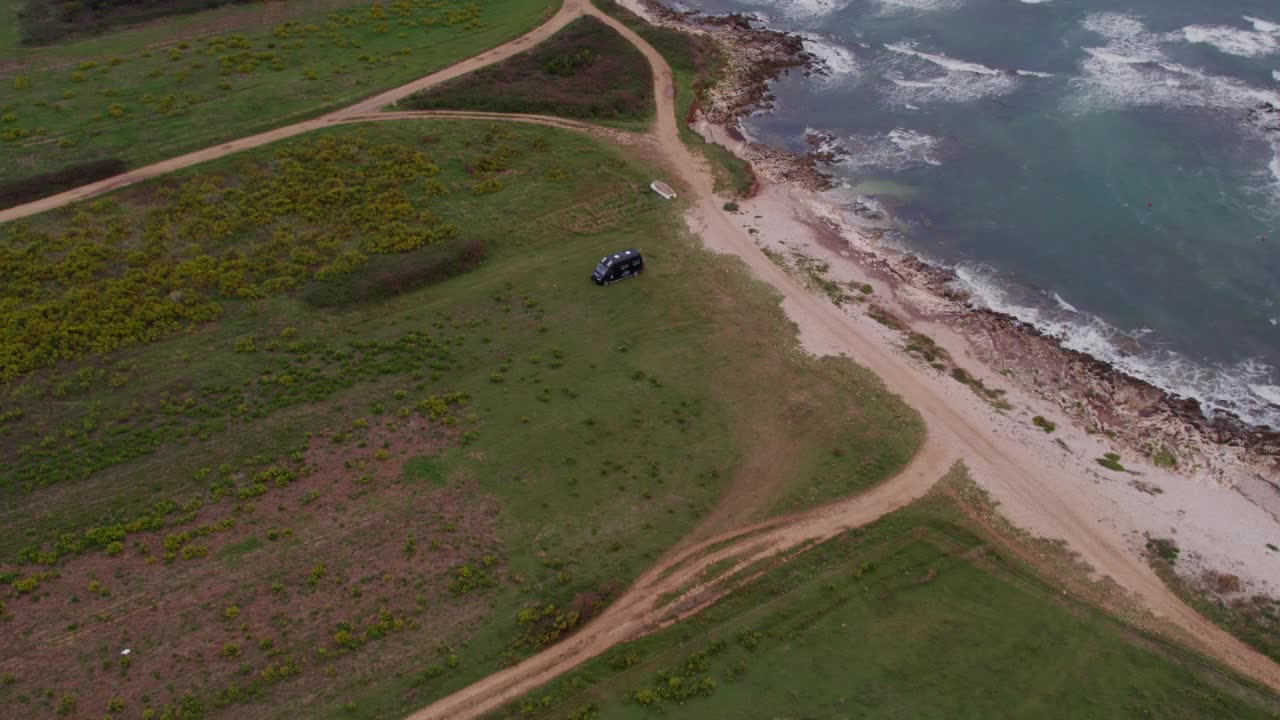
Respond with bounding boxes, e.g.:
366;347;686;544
1146;537;1179;563
180;545;209;559
471;177;503;195
1031;416;1056;433
1096;454;1125;472
450;563;492;595
260;659;301;684
1151;447;1177;468
334;629;358;649
302;238;485;308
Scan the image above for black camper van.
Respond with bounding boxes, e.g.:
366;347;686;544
591;249;644;285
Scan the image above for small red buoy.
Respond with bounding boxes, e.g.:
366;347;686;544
1146;202;1152;207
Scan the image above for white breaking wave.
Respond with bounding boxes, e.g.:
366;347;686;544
885;42;1001;74
1181;19;1279;59
802;33;861;85
1273;69;1280;82
732;0;850;21
884;73;1017;104
1072;13;1280;200
953;264;1280;428
1247;16;1280;34
879;41;1052;105
832;128;944;172
1269;136;1280;194
1018;0;1052;3
870;0;962;14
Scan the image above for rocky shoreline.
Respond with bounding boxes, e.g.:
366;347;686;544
629;0;1280;480
625;0;837;190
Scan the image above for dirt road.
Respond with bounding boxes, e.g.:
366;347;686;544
407;437;954;720
0;0;591;225
4;0;1278;711
410;5;1280;717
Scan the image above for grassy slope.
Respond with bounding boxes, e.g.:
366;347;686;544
1150;555;1280;665
0;120;921;718
404;16;653;126
0;0;20;52
0;0;559;184
19;0;253;45
493;472;1280;720
2;0;366;60
590;0;754;197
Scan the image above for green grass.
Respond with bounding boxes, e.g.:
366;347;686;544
218;534;263;560
3;0;361;60
19;0;254;45
0;0;560;185
492;475;1280;720
589;0;754;196
402;456;447;485
0;120;921;718
0;0;21;52
403;15;653;125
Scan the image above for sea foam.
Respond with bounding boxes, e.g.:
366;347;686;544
953;264;1280;428
732;0;850;21
884;42;1001;74
833;128;944;172
802;33;861;85
1181;20;1279;59
1073;13;1280;200
1246;16;1280;34
870;0;962;14
879;42;1051;105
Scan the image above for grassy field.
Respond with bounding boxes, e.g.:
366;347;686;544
0;0;560;188
0;0;21;52
492;472;1280;720
2;0;371;60
19;0;254;45
404;16;653;126
0;119;922;719
590;0;754;197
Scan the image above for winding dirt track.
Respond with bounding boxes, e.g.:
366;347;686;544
404;5;1280;718
0;0;592;225
4;0;1279;712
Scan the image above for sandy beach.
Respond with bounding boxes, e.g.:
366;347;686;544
628;0;1280;596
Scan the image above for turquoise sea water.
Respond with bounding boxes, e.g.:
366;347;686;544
681;0;1280;427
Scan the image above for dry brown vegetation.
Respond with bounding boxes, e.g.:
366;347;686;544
2;408;494;717
403;16;654;122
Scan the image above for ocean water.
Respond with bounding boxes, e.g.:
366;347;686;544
680;0;1280;427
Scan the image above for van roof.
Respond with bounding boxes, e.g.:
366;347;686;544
600;249;641;265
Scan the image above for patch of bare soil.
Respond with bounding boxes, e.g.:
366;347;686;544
0;414;502;718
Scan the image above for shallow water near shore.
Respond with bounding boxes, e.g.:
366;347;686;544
681;0;1280;427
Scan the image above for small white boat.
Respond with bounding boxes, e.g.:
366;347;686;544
650;180;677;200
